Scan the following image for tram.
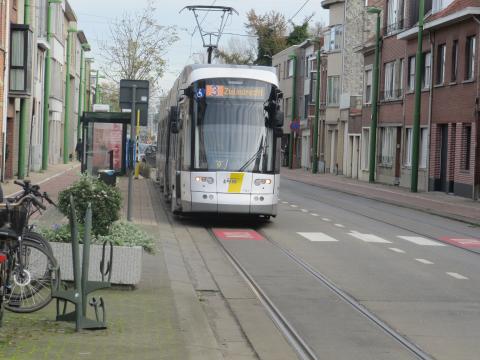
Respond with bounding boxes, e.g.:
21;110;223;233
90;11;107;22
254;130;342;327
156;64;284;217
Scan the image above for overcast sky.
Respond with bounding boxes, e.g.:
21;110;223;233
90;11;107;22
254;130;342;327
68;0;328;93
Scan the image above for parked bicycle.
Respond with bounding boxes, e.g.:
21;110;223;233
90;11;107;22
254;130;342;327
0;181;59;324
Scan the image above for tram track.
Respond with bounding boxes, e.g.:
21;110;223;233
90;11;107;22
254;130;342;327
209;226;436;360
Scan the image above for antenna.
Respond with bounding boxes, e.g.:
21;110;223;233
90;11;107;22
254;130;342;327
180;5;238;64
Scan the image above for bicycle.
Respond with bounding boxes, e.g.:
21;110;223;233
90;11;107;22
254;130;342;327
0;190;59;320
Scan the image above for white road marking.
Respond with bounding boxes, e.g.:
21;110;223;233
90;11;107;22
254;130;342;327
290;204;298;208
298;232;338;242
311;213;319;217
321;218;331;222
334;223;345;228
348;231;392;244
397;236;446;246
301;209;309;213
416;258;434;265
282;201;289;204
446;272;468;280
389;247;405;253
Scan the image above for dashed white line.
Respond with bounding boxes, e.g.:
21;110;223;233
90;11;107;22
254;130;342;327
301;209;309;213
290;204;298;208
321;218;331;222
397;236;446;246
311;213;319;217
446;272;468;280
334;223;345;228
348;231;392;244
416;258;434;265
282;201;289;204
389;247;405;254
298;232;338;242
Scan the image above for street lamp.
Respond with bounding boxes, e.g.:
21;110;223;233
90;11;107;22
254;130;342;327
367;7;381;183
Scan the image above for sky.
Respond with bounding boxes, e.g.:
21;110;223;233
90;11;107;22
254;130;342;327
69;0;328;95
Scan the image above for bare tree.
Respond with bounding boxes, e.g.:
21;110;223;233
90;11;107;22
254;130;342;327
215;37;257;65
99;1;179;90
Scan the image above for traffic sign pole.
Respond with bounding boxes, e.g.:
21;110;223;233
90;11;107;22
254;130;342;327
127;85;136;222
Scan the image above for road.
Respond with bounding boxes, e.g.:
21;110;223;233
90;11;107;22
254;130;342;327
172;178;480;360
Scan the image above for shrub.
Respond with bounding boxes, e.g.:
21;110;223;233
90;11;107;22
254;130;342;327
58;174;122;236
39;221;155;254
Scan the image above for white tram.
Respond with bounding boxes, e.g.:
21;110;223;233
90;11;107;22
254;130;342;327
156;64;284;217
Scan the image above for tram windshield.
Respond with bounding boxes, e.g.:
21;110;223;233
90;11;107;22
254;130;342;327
193;78;276;173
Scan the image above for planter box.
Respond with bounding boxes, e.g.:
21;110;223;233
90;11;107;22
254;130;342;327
50;242;142;286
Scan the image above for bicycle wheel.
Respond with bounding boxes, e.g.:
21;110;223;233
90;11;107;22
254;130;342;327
5;239;59;313
23;231;55;259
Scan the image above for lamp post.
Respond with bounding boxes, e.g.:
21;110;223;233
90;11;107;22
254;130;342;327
367;7;381;183
411;0;425;192
289;54;297;169
94;70;105;104
64;26;77;164
77;43;90;142
312;49;321;174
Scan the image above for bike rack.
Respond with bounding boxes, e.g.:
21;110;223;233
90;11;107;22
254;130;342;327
52;196;113;331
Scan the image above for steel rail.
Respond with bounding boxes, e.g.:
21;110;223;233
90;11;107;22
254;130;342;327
209;229;318;360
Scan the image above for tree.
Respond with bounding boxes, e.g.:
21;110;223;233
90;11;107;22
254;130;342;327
245;10;288;65
99;1;179;90
215;37;257;65
287;21;310;46
99;81;120;112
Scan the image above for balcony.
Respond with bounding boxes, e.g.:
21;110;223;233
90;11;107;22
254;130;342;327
380;88;403;101
384;19;404;36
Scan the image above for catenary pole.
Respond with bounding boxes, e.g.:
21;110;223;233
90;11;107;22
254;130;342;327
64;27;76;164
312;49;321;173
289;54;297;169
411;0;425;192
368;8;381;183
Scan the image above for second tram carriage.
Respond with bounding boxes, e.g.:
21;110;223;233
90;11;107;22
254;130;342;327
157;64;284;217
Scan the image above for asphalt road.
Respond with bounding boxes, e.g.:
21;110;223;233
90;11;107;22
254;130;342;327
204;178;480;360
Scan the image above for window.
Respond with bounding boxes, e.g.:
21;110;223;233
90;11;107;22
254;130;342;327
310;77;317;103
451;40;458;82
327;76;340;106
287;59;294;77
284;98;290;118
384;61;396;99
408;56;415;91
327;25;343;51
405;128;413;166
466;36;476;80
399;58;404;93
462;125;472;170
304;95;309;118
9;24;33;95
405;127;428;168
433;0;454;13
362;128;370;170
275;64;281;80
436;44;446;85
380;127;396;166
422;52;431;89
365;69;373;104
420;127;428;168
386;0;404;34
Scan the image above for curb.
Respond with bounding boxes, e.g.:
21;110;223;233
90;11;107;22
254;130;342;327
282;174;480;227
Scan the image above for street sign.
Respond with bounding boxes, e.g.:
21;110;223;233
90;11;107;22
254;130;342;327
119;80;149;126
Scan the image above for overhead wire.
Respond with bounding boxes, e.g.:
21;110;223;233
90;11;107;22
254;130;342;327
288;0;311;23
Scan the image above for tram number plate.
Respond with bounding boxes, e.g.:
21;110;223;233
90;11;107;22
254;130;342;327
226;173;244;193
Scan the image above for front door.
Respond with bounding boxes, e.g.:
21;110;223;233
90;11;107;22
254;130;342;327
439;125;448;192
394;127;401;184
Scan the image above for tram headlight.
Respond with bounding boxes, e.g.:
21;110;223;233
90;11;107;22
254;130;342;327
254;179;272;186
195;176;214;184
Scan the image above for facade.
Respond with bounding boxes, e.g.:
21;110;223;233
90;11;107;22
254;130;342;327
0;0;91;180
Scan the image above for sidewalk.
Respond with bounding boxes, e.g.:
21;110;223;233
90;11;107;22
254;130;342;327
281;167;480;225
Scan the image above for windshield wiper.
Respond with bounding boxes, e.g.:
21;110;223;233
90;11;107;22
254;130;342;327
238;137;266;172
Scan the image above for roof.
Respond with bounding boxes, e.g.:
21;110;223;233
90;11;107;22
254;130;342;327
428;0;480;22
65;1;77;22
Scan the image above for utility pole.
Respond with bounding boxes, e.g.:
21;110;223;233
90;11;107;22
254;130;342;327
312;49;321;174
289;54;297;169
42;0;62;171
77;44;89;141
367;7;381;183
64;27;77;164
84;59;93;112
411;0;425;192
18;0;31;179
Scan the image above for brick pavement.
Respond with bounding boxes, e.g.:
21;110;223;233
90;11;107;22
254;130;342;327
0;175;188;359
281;167;480;225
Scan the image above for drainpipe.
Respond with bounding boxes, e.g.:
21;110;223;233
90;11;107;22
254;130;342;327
427;32;434;192
2;0;10;182
289;54;297;169
77;44;87;143
42;0;62;171
64;26;77;164
18;0;32;179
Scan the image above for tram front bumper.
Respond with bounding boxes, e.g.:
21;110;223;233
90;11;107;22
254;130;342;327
189;192;277;215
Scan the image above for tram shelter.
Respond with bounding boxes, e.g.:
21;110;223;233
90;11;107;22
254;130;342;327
80;111;133;175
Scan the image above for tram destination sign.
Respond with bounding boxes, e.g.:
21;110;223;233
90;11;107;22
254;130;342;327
119;79;149;126
206;85;265;99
